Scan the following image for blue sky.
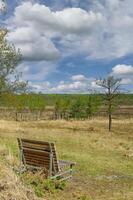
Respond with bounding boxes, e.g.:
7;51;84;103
0;0;133;93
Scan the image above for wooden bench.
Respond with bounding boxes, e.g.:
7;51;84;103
17;138;76;180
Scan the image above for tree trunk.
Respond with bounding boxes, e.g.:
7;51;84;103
15;112;18;121
109;113;112;132
108;100;112;132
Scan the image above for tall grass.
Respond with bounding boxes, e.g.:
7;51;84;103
0;118;133;199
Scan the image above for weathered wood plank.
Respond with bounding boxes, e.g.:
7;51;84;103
24;156;50;163
17;138;76;180
23;148;50;156
21;143;50;151
21;138;54;146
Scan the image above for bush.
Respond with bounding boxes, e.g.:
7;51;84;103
21;172;67;197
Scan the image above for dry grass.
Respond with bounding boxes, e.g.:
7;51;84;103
0;118;133;200
0;164;39;200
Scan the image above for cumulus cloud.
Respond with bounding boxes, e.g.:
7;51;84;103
6;0;133;61
6;1;104;61
91;80;101;89
17;61;58;81
112;64;133;85
26;63;133;93
3;0;133;93
7;26;60;61
0;0;6;13
28;81;52;93
112;64;133;75
71;74;87;81
28;74;97;93
51;81;87;93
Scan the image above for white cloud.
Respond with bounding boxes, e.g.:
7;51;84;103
17;61;58;81
6;0;133;61
26;65;133;93
71;74;87;81
91;81;101;89
0;0;6;13
28;74;96;93
112;64;133;85
12;1;102;35
3;0;133;93
28;81;52;93
55;8;103;35
7;26;60;61
112;64;133;75
120;78;132;85
51;81;87;93
6;1;104;61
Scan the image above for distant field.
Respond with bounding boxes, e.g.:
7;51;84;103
0;118;133;200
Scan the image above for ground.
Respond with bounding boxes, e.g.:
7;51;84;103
0;118;133;200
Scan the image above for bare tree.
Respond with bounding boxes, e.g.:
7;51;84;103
96;76;122;132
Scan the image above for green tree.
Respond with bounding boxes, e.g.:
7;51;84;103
84;95;102;118
0;29;27;96
84;99;93;118
54;97;70;119
69;99;85;119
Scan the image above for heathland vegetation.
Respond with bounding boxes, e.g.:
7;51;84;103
0;2;132;200
0;93;133;119
0;119;133;200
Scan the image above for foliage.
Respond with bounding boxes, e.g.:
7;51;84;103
0;93;45;111
0;92;133;120
55;97;70;119
21;172;67;197
68;95;101;119
0;29;27;96
69;98;85;119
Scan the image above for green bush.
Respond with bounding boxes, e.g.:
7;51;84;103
21;172;67;197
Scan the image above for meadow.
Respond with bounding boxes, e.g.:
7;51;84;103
0;118;133;200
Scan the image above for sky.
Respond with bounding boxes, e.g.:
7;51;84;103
0;0;133;93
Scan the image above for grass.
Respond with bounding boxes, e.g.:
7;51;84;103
0;162;37;200
0;118;133;199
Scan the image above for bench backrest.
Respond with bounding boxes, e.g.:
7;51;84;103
17;138;59;176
